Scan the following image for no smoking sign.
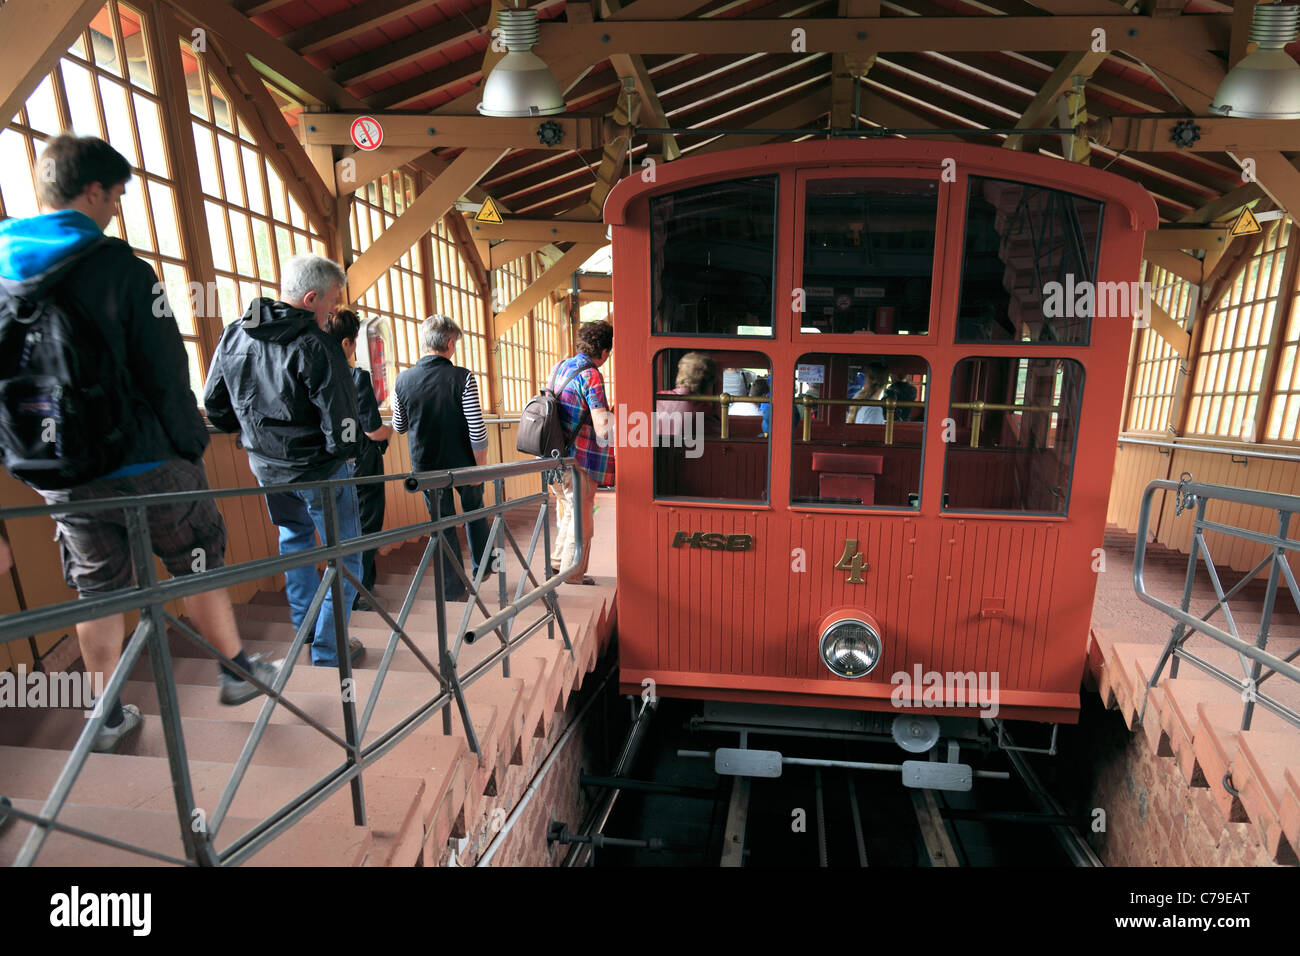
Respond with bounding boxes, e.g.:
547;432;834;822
350;116;384;151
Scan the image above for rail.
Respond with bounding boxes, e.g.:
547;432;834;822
1118;435;1300;464
0;455;583;866
1133;474;1300;731
654;392;1056;447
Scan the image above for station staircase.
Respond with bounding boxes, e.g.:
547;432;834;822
0;507;618;867
1089;524;1300;865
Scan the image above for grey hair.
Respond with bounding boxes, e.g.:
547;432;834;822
281;254;346;303
421;314;461;353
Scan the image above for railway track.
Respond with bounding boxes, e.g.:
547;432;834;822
587;699;1101;867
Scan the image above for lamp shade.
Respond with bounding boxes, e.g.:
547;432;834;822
477;9;566;118
1211;4;1300;119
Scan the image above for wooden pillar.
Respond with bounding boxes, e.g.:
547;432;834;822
148;0;223;362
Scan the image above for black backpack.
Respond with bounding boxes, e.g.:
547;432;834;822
0;237;135;489
516;359;589;459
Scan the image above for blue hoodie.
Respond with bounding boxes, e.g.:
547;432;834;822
0;209;103;281
0;209;166;479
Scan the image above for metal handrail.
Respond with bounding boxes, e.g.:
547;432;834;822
1118;435;1300;464
0;455;584;866
1133;474;1300;732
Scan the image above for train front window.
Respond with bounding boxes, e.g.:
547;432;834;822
790;352;928;509
942;357;1084;515
652;349;771;502
799;178;937;335
957;177;1104;344
651;177;777;337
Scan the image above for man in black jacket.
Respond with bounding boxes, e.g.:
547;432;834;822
392;314;490;602
203;255;366;668
0;135;279;753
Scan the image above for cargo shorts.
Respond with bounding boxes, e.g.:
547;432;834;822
40;459;228;596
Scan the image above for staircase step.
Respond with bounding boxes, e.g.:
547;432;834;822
0;799;371;866
0;744;424;866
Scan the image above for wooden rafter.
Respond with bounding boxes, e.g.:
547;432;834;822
1092;116;1300;153
281;0;443;56
831;0;880;129
164;0;366;109
330;5;494;88
1179;183;1264;224
691;87;830;154
599;0;681;161
0;0;105;128
205;34;334;235
1003;50;1106;150
489;240;547;270
347;147;507;300
302;113;607;152
492;243;603;339
520;15;1229;58
444;210;490;300
468;218;607;244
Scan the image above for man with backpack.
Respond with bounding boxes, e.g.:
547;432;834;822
202;255;366;668
544;320;613;586
391;314;490;603
0;134;279;753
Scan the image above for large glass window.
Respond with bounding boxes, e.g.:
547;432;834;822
651;177;776;336
0;3;207;399
789;353;928;508
957;178;1103;344
349;169;426;376
943;357;1084;515
653;349;770;501
799;178;937;335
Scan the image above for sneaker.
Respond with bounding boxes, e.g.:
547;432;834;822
92;704;142;754
310;636;365;668
353;596;374;612
219;654;283;706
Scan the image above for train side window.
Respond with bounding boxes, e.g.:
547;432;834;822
957;177;1104;345
652;349;771;502
651;177;777;337
799;178;937;335
790;352;928;509
942;357;1084;515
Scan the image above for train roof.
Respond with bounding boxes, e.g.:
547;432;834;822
603;139;1159;233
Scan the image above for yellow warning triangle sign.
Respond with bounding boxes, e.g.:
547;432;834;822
475;196;504;225
1229;206;1262;238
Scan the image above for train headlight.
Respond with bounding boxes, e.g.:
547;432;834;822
818;613;882;679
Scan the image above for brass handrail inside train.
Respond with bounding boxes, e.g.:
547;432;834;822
652;393;1059;446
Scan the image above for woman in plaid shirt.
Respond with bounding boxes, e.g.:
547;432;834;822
547;320;613;585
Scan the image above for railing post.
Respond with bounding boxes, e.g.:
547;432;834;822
543;470;555;642
322;484;366;827
1169;496;1209;680
1242;509;1292;731
125;505;218;866
495;477;510;678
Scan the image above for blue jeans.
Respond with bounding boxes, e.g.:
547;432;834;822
264;461;363;666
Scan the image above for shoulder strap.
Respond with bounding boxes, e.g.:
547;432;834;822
550;357;588;397
4;236;115;316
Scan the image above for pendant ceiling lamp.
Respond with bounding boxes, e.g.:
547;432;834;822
477;7;566;117
1211;3;1300;118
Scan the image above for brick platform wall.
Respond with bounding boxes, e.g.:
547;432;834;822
1079;700;1283;867
432;656;615;867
